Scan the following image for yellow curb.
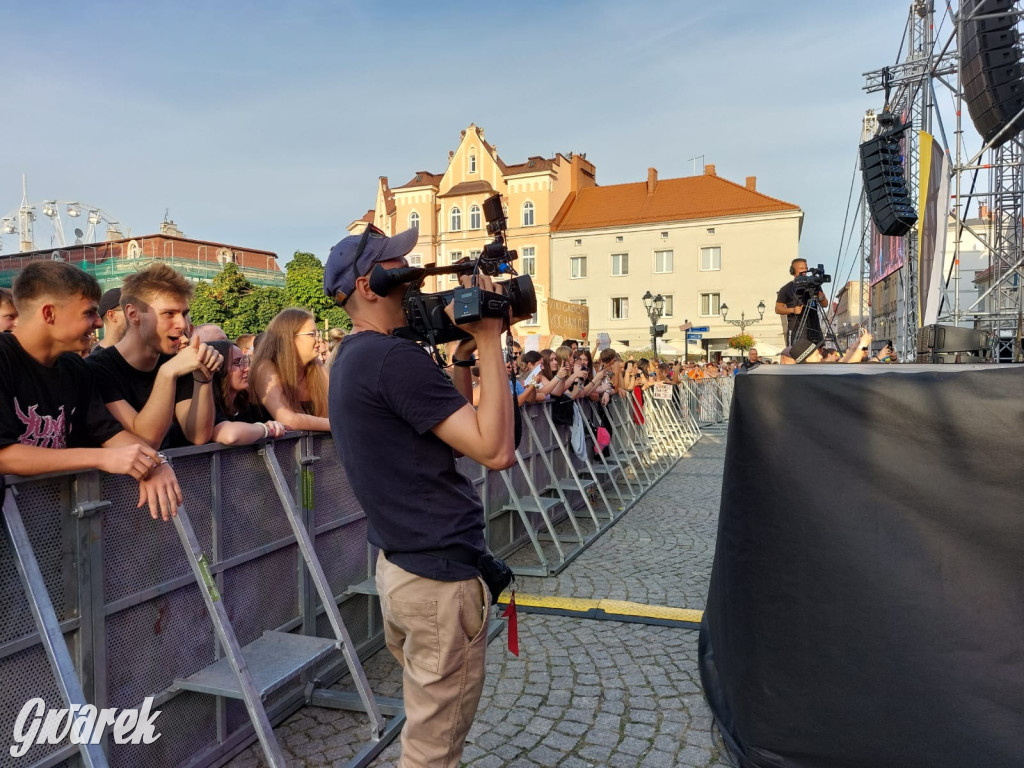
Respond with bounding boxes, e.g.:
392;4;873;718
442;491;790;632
498;592;703;623
502;593;601;611
597;599;704;623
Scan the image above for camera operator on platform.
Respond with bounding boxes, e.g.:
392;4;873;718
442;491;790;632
324;224;515;768
775;258;827;346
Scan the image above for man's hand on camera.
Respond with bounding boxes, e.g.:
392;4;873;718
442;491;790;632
445;274;508;339
792;305;804;316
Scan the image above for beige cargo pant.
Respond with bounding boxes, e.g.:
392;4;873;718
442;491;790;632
375;552;490;768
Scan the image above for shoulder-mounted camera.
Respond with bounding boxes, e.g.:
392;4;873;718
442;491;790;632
368;193;537;346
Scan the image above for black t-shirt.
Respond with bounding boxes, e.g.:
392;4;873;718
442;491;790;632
86;346;195;449
0;334;123;451
777;280;824;344
216;399;270;424
328;331;482;582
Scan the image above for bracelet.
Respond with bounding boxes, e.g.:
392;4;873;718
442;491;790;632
452;359;474;368
260;423;270;439
193;372;213;384
155;452;168;466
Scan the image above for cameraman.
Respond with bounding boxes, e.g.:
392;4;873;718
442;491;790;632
775;258;826;346
324;226;515;768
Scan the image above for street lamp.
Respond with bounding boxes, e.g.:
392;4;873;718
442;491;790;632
719;299;767;334
642;290;666;357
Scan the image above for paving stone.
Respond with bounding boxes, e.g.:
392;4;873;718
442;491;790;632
221;435;732;768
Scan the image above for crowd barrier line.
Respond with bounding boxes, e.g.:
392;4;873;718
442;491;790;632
0;389;729;768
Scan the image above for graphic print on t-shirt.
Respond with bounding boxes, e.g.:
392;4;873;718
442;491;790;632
14;397;68;448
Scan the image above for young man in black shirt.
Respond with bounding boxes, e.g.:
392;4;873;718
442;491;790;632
325;225;515;768
87;264;222;449
0;262;182;520
775;258;827;346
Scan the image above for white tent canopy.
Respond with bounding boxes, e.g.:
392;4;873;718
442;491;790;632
722;342;785;358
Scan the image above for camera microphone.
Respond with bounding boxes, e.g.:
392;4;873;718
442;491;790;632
369;264;426;297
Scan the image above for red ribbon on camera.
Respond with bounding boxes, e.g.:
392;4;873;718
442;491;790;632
500;591;518;656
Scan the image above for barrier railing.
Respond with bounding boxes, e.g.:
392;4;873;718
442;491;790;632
1;390;727;768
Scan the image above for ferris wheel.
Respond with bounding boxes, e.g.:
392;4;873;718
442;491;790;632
0;176;124;254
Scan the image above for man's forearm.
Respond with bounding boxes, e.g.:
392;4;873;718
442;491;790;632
179;381;216;444
472;337;514;457
0;443;107;476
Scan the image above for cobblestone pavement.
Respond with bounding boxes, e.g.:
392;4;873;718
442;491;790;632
226;431;731;767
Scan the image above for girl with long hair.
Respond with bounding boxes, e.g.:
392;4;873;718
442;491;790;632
520;349;562;399
207;340;286;445
250;308;331;431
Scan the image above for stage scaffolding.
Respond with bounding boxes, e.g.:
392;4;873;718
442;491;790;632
861;0;1024;362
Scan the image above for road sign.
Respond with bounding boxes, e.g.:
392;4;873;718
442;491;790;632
686;333;704;340
678;322;693;332
690;326;710;333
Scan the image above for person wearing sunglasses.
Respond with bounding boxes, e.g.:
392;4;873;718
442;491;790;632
206;340;286;444
250;308;331;431
324;223;515;768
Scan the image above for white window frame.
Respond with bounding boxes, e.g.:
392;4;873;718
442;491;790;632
611;252;629;276
450;207;462;232
700;292;721;317
469;205;481;230
654;249;673;274
522;201;535;227
408;253;423;268
469;153;477;173
522;311;540;327
449;251;462;281
409;211;420;230
570;256;587;279
570;299;587;306
662;294;674;317
700;246;722;271
521;246;536;277
610;296;629;320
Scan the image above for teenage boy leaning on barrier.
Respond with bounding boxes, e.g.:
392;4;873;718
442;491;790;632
0;262;183;521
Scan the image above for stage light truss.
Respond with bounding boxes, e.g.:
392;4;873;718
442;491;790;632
861;0;1024;362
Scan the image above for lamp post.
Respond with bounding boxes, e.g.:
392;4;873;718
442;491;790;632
719;299;767;334
719;300;767;359
642;290;665;358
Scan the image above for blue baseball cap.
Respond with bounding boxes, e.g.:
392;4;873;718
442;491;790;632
324;225;418;305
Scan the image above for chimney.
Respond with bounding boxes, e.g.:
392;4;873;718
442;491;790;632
647;167;658;195
979;203;989;220
705;164;717;177
745;176;757;191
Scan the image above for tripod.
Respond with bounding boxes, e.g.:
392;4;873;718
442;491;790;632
790;290;842;351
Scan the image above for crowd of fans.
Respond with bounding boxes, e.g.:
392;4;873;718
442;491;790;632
0;260;900;506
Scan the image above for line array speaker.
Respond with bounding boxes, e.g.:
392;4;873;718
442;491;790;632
961;0;1024;148
916;323;990;363
859;124;918;237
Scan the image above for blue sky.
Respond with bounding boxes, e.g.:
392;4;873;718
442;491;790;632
1;1;948;282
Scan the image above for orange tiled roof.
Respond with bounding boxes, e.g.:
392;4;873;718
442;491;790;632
552;172;799;231
394;171;444;190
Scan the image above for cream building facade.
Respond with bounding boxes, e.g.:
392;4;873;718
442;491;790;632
357;123;596;333
550;165;803;358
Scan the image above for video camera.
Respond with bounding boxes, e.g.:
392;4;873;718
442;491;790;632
368;194;537;345
793;263;831;300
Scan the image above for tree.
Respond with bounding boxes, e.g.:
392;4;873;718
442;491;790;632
285;251;351;331
190;263;286;337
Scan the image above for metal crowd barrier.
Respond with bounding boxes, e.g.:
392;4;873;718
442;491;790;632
678;376;734;427
0;391;728;768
